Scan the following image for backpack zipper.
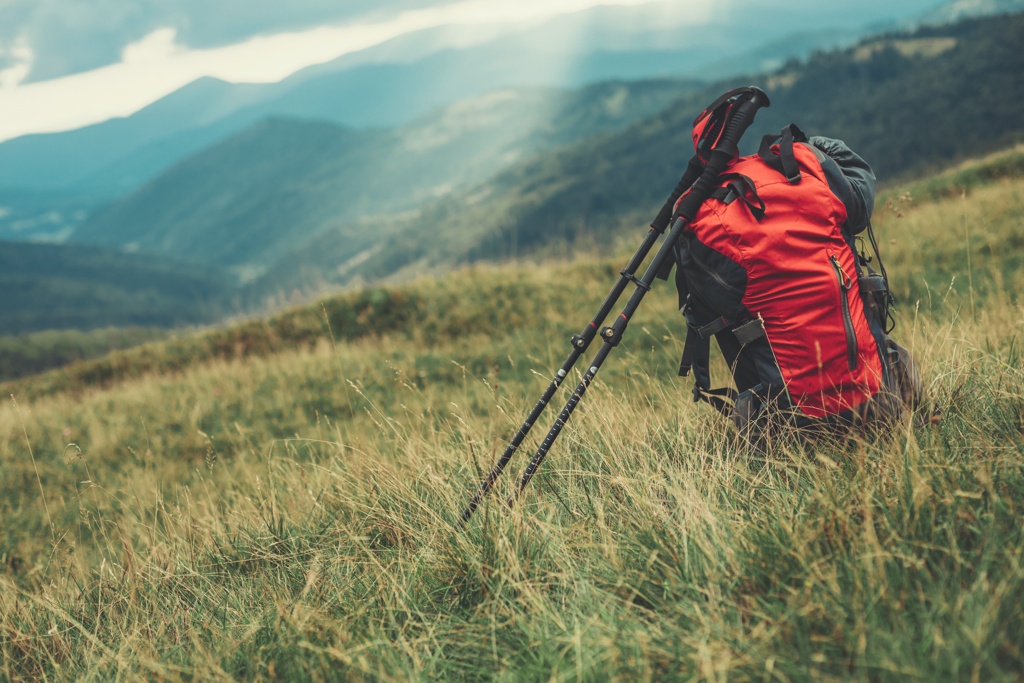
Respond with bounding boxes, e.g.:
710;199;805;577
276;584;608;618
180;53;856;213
689;244;744;296
830;254;858;371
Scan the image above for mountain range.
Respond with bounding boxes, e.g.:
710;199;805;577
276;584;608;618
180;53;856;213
0;0;998;243
70;79;697;281
1;4;1022;335
74;12;1024;301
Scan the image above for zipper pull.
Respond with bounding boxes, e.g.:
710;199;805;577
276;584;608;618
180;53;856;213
830;255;852;291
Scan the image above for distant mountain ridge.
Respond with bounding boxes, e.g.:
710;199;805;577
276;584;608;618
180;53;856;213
257;11;1024;295
70;79;696;281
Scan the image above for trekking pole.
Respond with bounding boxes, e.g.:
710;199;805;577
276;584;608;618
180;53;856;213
457;155;706;526
504;87;770;509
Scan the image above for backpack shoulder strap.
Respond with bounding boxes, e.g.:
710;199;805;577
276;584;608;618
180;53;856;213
757;124;808;184
678;324;738;416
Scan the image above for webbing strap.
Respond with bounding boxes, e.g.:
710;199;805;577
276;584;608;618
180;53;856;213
693;386;737;417
678;327;697;377
710;173;766;221
679;316;770;419
679;317;733;417
698;316;731;338
758;124;807;184
678;320;712;390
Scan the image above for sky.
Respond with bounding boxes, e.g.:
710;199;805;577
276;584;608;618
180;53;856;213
0;0;661;142
0;0;950;143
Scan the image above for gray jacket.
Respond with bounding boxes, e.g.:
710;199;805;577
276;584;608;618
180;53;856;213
807;136;876;235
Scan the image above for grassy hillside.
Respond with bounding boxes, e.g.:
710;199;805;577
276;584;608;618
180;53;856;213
875;144;1024;307
0;327;168;383
1;146;1022;679
0;240;232;336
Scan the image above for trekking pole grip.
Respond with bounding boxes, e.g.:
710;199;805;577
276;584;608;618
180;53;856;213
714;87;771;158
679;87;771;218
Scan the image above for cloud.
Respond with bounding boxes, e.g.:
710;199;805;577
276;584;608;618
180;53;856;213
0;0;660;142
0;0;443;83
1;1;163;82
0;37;32;88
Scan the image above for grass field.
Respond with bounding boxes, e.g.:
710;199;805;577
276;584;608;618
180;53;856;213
1;150;1022;681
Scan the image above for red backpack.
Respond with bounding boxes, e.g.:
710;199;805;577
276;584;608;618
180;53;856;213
673;124;908;433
